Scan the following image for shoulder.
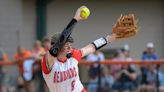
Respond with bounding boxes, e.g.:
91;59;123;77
25;50;32;58
152;53;159;59
153;53;158;56
72;49;82;62
25;50;32;55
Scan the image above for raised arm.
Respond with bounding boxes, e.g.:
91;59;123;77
42;6;88;74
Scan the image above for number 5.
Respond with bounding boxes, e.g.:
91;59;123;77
71;80;75;91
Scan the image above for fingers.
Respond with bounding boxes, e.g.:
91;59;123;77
79;5;87;10
77;6;87;14
79;5;87;9
74;5;88;21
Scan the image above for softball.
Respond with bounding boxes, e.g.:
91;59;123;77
80;7;90;19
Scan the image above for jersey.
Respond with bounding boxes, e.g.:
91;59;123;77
41;49;86;92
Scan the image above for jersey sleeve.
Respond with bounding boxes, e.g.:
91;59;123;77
72;49;82;62
41;54;51;74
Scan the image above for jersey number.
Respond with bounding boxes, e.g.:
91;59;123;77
71;80;75;91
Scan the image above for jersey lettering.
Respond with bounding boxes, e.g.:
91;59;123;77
53;67;77;83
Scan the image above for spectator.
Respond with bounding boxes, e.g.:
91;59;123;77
0;48;8;61
140;65;157;92
110;49;124;79
86;51;105;76
122;44;140;74
32;40;45;60
159;66;164;92
14;46;35;92
112;64;138;92
32;40;46;92
0;48;8;92
42;37;51;51
140;42;159;92
88;66;114;92
142;42;158;60
122;44;132;61
86;51;105;62
101;66;114;92
14;46;32;76
86;51;105;92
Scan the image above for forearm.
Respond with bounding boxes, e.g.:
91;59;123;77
81;44;96;57
130;73;137;80
49;18;77;57
81;34;116;57
128;73;137;80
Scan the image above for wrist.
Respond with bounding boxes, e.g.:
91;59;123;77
106;34;116;43
106;35;111;43
92;37;108;50
73;17;80;21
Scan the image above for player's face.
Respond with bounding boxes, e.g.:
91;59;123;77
34;41;41;50
61;42;73;53
147;48;154;54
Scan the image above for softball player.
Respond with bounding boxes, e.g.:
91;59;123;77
41;6;117;92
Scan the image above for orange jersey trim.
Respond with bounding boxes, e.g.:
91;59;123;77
72;49;82;62
41;54;51;74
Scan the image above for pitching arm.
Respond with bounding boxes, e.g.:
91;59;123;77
49;6;87;57
42;6;87;73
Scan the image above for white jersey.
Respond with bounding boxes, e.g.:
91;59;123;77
42;49;86;92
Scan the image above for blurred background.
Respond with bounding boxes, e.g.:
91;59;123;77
0;0;164;92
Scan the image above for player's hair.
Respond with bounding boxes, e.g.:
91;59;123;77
51;32;74;45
